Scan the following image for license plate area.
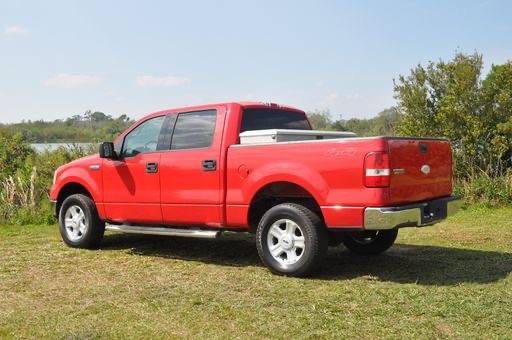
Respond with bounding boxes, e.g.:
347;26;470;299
421;200;448;225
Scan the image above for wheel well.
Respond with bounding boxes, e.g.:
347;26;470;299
56;183;93;216
247;181;324;232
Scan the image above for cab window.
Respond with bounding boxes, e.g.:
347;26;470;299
122;116;165;158
240;108;311;133
171;110;217;150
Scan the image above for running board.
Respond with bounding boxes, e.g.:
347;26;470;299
105;225;220;239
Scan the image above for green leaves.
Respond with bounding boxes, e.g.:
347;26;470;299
0;130;33;179
394;52;512;179
307;107;399;136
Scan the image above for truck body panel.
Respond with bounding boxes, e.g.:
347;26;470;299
102;152;163;224
50;101;458;232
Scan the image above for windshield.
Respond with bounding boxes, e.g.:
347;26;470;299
240;108;311;133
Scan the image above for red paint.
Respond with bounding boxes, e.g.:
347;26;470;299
102;153;162;224
50;102;454;230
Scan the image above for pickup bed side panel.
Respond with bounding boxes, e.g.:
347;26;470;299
225;139;388;228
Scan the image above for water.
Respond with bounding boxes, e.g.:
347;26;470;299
31;143;95;153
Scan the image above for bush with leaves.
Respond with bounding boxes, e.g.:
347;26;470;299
0;129;96;224
394;52;512;179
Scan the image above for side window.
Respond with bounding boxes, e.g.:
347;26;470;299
122;116;165;158
171;110;217;150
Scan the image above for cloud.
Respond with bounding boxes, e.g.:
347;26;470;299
45;73;100;88
137;75;192;87
3;26;26;35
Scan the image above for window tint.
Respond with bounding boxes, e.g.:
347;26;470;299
122;116;165;158
241;108;311;133
171;110;217;150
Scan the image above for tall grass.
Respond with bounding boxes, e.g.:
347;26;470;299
0;143;96;225
455;173;512;207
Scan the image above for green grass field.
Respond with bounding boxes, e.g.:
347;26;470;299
1;206;511;339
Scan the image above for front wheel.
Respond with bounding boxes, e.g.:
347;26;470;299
342;229;398;255
256;203;328;277
59;194;105;249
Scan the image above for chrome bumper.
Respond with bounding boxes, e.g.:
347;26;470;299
364;196;461;230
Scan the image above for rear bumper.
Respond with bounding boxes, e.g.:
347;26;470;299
364;196;461;230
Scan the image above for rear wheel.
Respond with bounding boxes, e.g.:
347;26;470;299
256;203;328;277
59;194;105;249
342;229;398;255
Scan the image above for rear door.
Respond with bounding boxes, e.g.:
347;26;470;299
159;107;226;226
388;138;453;204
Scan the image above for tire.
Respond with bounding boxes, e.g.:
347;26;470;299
342;229;398;255
59;194;105;249
256;203;328;277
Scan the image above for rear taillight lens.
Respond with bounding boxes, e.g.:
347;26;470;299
364;152;390;187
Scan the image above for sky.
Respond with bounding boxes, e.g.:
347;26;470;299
0;0;511;124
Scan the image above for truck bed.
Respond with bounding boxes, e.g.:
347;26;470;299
225;136;452;227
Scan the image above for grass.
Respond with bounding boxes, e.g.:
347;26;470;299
1;206;511;339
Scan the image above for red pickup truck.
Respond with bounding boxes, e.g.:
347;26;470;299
50;102;460;276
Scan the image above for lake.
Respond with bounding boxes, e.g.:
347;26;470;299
31;143;95;153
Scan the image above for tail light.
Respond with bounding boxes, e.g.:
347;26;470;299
364;152;390;187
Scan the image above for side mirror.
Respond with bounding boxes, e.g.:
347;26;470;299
99;142;117;159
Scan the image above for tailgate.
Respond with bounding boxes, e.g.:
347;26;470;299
387;138;452;204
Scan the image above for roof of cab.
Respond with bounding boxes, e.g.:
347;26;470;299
115;102;307;144
141;102;304;121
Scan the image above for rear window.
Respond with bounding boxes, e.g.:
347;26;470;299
240;108;311;133
171;110;216;150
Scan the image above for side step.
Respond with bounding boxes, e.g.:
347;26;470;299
105;225;220;239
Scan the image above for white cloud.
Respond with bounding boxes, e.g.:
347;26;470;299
136;75;192;87
45;73;100;88
3;26;26;35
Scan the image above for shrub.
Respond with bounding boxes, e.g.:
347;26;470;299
454;172;512;207
0;131;96;225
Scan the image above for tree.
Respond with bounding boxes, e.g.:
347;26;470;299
329;120;348;132
0;129;33;177
372;107;400;136
2;112;134;143
306;110;332;129
324;107;398;136
393;51;512;177
481;62;512;171
90;111;111;122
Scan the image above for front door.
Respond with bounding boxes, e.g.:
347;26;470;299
102;115;166;224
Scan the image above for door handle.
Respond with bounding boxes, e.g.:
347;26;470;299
146;162;158;173
202;160;217;171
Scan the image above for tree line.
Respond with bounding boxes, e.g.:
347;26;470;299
1;107;401;144
306;107;400;136
0;111;134;143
